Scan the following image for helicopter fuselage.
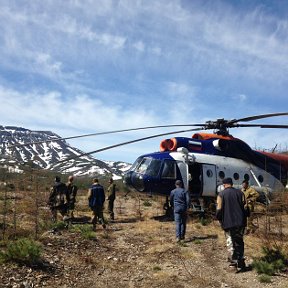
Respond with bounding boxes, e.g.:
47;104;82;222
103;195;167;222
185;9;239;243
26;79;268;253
123;135;288;201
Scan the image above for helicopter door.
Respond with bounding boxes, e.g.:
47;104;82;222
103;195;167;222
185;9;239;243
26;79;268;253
202;164;217;197
177;161;189;191
188;163;202;197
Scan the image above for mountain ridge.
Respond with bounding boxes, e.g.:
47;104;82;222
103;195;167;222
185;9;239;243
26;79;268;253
0;126;131;178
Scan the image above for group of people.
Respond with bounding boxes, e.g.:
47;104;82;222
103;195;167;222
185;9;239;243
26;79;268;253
48;176;117;230
48;175;78;222
170;177;259;273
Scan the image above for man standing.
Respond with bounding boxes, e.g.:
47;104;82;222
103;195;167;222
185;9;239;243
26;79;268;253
170;180;190;242
241;180;259;233
66;176;78;219
88;178;106;231
216;177;247;272
107;178;117;220
48;176;69;222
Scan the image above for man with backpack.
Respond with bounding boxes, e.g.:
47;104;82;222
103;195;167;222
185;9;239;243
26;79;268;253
66;175;78;218
48;176;69;222
88;178;106;231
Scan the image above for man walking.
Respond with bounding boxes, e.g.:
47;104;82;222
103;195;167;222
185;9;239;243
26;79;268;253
216;177;248;272
170;180;190;242
241;180;259;233
66;176;78;218
88;178;106;231
107;178;117;220
48;176;69;222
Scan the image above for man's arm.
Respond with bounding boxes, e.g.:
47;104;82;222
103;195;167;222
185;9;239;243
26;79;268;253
216;195;222;221
170;191;174;207
87;188;92;200
249;188;259;203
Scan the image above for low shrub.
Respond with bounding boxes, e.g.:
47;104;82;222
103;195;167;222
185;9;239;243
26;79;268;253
0;238;42;265
252;246;288;276
69;224;96;239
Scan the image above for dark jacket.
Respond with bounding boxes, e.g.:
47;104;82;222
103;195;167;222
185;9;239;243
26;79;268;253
67;182;78;204
88;184;105;208
217;187;247;230
48;181;68;208
170;187;190;213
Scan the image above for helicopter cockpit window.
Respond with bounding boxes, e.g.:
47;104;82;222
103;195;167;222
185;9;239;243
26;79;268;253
130;157;143;171
145;159;162;177
135;157;153;174
161;160;176;179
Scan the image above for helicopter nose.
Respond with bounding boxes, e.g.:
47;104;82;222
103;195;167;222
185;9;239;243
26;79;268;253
123;171;145;192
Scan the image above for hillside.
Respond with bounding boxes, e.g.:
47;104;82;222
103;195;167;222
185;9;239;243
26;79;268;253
0;126;131;177
0;188;288;288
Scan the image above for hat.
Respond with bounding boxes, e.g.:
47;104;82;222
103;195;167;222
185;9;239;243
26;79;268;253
222;177;233;185
175;180;182;186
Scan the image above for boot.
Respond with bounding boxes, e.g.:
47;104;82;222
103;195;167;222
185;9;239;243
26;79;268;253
236;259;246;273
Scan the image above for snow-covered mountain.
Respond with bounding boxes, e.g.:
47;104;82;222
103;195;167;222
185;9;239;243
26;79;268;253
0;126;131;178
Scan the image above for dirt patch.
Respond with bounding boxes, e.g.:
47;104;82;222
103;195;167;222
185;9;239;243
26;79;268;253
1;193;288;288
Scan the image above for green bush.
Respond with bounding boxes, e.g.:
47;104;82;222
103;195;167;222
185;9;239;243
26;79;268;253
258;274;272;283
252;260;275;276
69;224;96;240
50;221;68;231
252;246;288;276
0;238;42;265
143;200;152;207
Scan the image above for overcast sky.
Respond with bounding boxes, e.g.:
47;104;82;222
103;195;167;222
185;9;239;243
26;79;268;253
0;0;288;163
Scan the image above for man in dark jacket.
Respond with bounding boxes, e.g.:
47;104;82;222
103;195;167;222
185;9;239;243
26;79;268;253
48;176;69;222
88;178;106;231
66;175;78;218
170;180;190;242
216;177;247;272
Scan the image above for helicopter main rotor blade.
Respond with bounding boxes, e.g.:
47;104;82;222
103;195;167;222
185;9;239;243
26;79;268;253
234;124;288;129
229;112;288;124
7;124;205;148
57;127;203;164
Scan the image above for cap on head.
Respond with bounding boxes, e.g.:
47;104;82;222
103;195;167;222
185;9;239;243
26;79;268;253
175;180;182;186
222;177;233;185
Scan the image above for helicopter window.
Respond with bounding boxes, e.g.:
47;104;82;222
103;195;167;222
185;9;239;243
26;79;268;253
161;160;176;179
130;157;143;171
206;169;213;178
219;171;225;179
145;159;162;177
244;174;250;181
258;175;264;183
233;173;239;180
135;157;153;174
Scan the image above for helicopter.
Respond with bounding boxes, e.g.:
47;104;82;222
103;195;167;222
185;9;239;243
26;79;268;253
7;112;288;209
121;113;288;209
